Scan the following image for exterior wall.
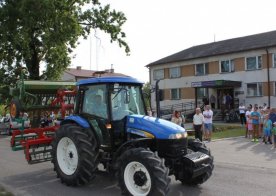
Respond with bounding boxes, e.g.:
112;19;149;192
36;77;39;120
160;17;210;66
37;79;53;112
182;64;194;77
182;87;194;99
150;47;276;109
61;72;75;81
234;58;244;72
208;61;219;74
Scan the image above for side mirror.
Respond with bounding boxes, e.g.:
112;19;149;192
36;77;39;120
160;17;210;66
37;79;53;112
125;91;130;103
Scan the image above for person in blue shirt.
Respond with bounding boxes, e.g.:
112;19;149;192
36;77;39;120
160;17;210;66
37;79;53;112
263;114;272;144
268;107;276;143
251;106;261;142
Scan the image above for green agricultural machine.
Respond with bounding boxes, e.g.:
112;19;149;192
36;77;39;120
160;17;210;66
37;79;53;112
9;79;76;126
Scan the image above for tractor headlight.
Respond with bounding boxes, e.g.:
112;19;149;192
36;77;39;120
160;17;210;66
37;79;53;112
169;132;188;139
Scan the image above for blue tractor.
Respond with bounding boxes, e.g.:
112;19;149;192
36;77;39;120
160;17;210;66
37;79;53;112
51;76;214;196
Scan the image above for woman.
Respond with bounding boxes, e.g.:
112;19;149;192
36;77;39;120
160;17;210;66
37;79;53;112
171;111;182;126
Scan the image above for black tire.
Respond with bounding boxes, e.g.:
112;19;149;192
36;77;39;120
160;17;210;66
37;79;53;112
188;138;211;155
116;148;170;196
10;98;23;118
51;124;99;186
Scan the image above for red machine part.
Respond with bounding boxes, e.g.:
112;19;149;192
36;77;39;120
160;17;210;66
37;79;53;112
51;88;77;118
10;126;58;164
10;88;77;164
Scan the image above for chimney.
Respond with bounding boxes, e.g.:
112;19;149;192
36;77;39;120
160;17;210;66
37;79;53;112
110;64;114;73
76;66;81;70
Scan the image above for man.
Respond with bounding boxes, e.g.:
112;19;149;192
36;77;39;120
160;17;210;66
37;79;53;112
203;105;213;142
225;93;232;110
238;103;246;127
193;108;204;141
210;94;216;109
91;94;107;118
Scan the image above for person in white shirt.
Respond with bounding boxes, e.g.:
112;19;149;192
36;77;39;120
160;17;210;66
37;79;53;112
239;103;246;126
203;105;213;142
193;108;204;141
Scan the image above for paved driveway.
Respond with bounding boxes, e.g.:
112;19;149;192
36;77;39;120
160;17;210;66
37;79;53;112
0;134;275;196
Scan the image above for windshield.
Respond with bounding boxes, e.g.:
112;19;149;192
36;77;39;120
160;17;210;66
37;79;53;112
82;84;108;119
111;85;145;121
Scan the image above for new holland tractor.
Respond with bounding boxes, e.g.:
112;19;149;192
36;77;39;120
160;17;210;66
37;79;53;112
11;76;214;196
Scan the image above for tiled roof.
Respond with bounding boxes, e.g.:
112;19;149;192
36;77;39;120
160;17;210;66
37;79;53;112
65;68;95;77
65;68;127;77
147;30;276;67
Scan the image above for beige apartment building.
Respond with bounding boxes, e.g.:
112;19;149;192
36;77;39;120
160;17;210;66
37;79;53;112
147;31;276;111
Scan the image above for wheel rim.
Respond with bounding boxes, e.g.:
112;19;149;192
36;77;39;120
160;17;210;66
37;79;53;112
124;161;151;196
57;137;78;175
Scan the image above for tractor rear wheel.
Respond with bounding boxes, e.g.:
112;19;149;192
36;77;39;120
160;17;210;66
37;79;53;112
116;148;170;196
51;124;99;186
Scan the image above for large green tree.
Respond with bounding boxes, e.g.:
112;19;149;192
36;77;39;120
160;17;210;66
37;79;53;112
0;0;129;82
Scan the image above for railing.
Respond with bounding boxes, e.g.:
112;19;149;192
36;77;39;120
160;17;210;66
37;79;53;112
158;101;203;120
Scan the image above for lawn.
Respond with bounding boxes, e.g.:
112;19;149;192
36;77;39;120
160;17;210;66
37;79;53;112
212;125;245;140
0;186;13;196
187;124;245;140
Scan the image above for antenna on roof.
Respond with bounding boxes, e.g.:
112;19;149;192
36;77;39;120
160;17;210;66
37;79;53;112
214;34;216;42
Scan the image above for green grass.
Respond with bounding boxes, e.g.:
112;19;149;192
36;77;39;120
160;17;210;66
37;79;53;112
187;125;245;140
0;186;13;196
212;127;245;140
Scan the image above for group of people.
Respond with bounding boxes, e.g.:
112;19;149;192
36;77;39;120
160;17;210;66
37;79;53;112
171;105;213;142
239;103;276;148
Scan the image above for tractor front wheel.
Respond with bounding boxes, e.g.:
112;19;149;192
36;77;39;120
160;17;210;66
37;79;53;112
51;124;99;186
117;148;170;196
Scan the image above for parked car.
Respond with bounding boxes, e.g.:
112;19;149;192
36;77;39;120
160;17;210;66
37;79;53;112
0;114;11;135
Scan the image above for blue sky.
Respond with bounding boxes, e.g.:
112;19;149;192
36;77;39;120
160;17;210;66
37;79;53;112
71;0;276;82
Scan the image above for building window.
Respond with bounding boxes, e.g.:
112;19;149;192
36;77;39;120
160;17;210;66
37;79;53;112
247;83;263;96
197;88;208;99
153;69;164;80
195;63;208;76
169;67;180;78
273;53;276;68
171;88;181;100
220;60;234;73
246;56;262;70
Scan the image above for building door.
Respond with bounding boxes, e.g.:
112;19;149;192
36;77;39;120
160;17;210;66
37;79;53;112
217;88;234;109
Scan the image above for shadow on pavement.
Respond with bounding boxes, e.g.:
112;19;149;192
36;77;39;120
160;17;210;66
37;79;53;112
2;168;120;196
1;168;206;196
229;137;276;161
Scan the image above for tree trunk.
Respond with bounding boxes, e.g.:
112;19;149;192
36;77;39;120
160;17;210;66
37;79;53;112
26;40;40;80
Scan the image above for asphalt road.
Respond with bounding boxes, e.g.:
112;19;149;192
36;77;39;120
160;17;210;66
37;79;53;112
0;134;275;196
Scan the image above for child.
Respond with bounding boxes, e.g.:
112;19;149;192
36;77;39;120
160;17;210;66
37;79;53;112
251;106;260;142
263;115;272;144
272;122;276;148
246;106;252;138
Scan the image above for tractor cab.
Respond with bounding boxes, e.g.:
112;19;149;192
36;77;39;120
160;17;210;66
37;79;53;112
73;76;146;148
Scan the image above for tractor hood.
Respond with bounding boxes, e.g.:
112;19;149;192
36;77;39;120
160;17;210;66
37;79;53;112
126;115;186;139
